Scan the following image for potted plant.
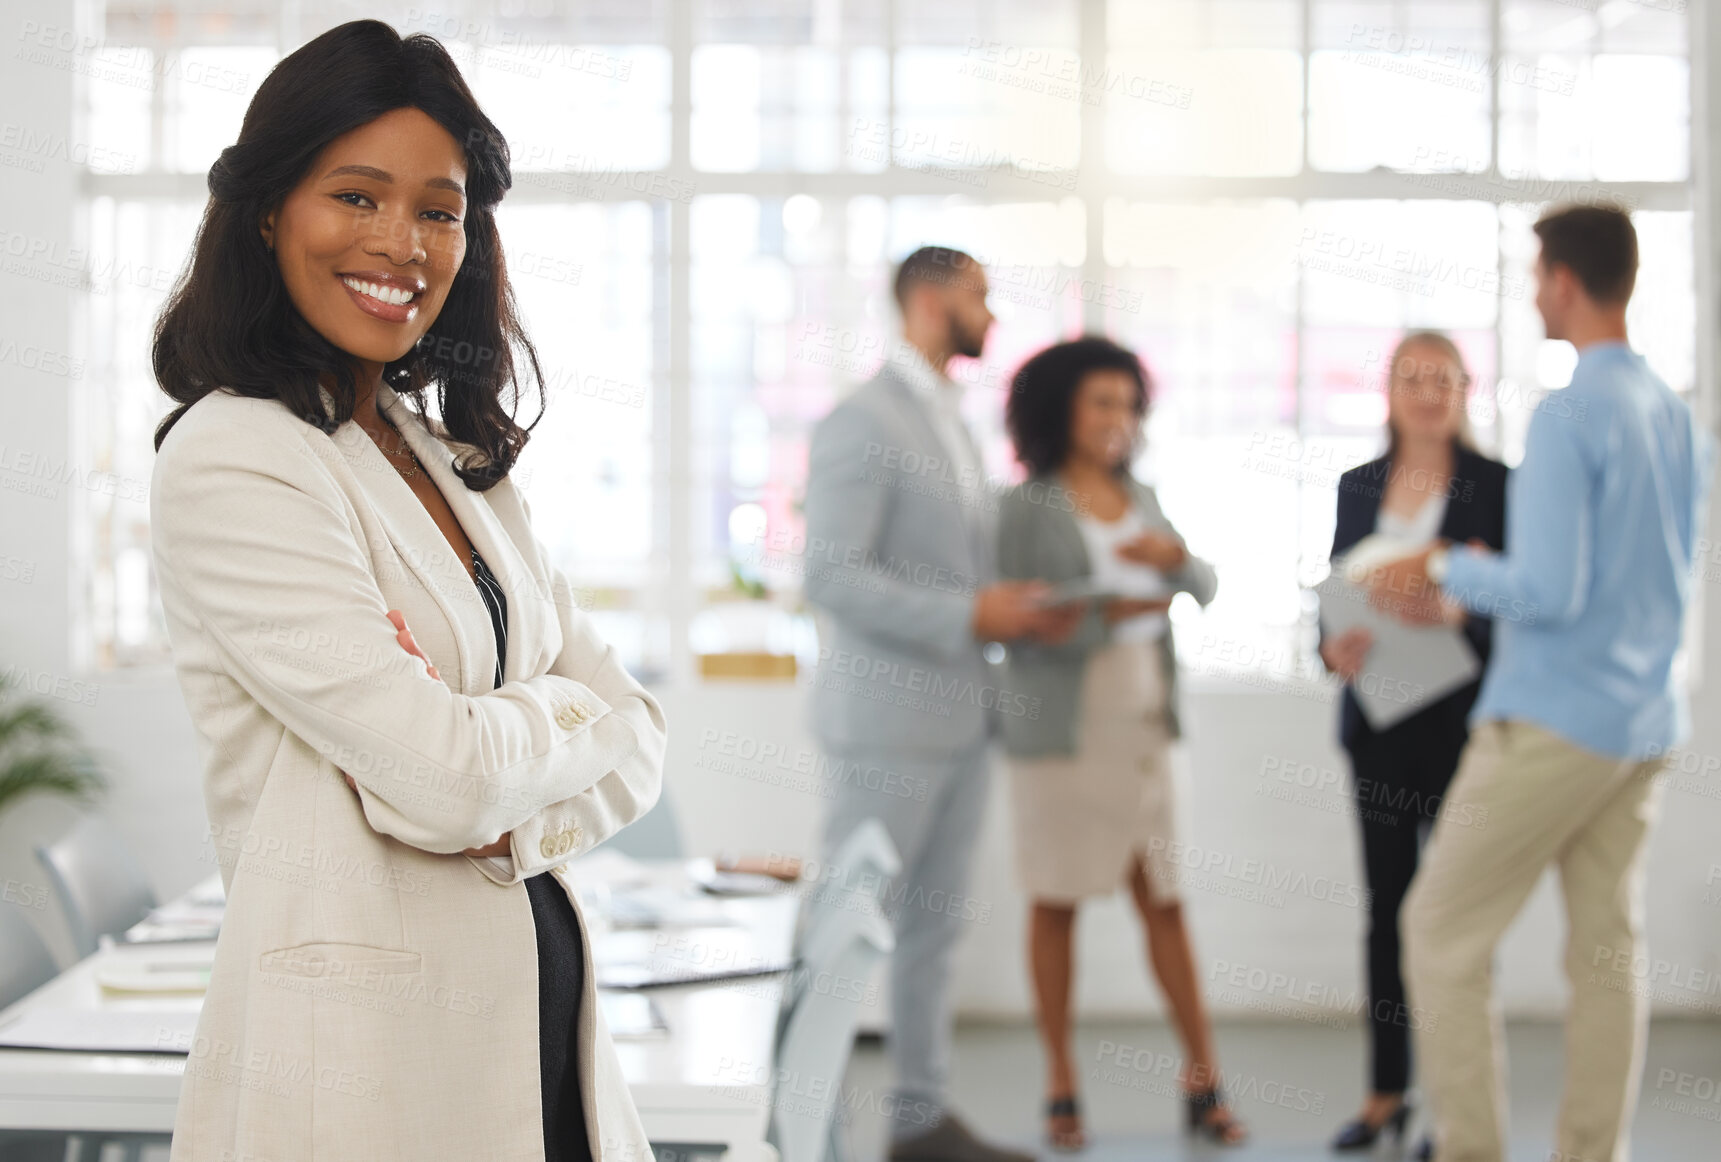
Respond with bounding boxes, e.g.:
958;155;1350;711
0;673;106;816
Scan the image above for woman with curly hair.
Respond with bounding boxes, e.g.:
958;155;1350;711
997;337;1243;1151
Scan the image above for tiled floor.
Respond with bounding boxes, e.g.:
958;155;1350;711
840;1018;1721;1161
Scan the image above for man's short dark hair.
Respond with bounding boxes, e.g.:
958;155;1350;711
893;245;982;309
1533;204;1638;305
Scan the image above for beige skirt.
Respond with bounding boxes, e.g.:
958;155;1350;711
1007;637;1180;905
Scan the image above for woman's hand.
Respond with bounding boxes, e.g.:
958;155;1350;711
463;833;512;858
1116;531;1186;572
387;609;441;682
341;611;438;795
342;610;509;858
1103;597;1172;625
1318;627;1373;681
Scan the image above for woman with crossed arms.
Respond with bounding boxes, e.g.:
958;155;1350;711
149;22;665;1161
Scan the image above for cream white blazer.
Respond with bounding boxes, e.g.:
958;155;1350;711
149;383;667;1162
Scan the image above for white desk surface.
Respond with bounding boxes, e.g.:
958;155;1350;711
0;860;799;1153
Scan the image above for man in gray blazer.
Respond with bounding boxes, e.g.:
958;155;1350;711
802;247;1075;1161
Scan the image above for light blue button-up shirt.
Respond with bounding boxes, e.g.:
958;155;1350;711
1444;340;1714;760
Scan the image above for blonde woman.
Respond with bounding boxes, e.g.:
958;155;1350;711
1319;332;1507;1155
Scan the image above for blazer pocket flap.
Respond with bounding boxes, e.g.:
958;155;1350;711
260;941;423;979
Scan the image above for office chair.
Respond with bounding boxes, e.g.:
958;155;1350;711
601;783;685;861
767;906;894;1162
34;814;158;961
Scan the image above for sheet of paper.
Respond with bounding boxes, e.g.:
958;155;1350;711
93;954;214;993
0;1008;199;1054
562;848;652;889
602;887;739;929
594;958;792;990
1339;533;1427;585
593;926;790;989
1314;573;1481;731
598;992;670;1039
117;923;221;945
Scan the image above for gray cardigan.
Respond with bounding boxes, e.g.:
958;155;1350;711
996;473;1218;757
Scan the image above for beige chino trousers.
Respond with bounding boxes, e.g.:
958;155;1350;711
1403;719;1668;1162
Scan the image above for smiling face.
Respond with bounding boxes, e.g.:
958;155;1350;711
1386;339;1469;445
260;106;468;383
1067;367;1144;471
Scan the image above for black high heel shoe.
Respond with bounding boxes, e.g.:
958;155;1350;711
1044;1095;1085;1153
1184;1086;1248;1145
1329;1100;1412;1151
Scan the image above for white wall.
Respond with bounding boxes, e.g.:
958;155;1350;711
660;648;1721;1022
1;0;97;965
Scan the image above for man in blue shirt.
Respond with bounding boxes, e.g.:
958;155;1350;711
1368;204;1713;1162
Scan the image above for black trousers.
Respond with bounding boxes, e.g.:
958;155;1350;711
1343;683;1478;1095
525;870;595;1162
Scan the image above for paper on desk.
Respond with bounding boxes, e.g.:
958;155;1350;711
94;956;213;993
1314;573;1480;731
117;922;221;945
593;925;791;989
181;877;226;907
687;858;788;897
594;958;791;990
598;992;669;1039
118;892;226;944
562;848;652;888
0;1007;199;1054
603;886;738;929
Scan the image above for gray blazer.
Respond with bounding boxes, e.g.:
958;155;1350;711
996;473;1217;757
801;365;1001;758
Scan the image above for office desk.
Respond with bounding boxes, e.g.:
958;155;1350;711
0;861;798;1158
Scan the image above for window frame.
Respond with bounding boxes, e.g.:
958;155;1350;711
79;0;1701;685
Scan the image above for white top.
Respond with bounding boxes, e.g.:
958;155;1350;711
1076;502;1169;642
892;342;986;495
1376;493;1447;545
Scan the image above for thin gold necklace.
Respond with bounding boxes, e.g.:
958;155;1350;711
372;417;423;480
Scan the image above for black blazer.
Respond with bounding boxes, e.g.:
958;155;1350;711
1328;441;1509;749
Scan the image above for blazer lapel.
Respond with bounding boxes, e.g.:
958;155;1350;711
375;386;545;692
877;366;990;567
876;366;950;466
1031;472;1092;582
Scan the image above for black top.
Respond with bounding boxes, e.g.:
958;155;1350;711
1328;442;1509;749
469;548;593;1162
472;548;509;689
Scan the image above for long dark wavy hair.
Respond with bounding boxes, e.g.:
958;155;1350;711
151;19;542;490
1006;336;1152;478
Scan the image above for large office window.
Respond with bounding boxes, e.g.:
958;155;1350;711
77;0;1696;683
